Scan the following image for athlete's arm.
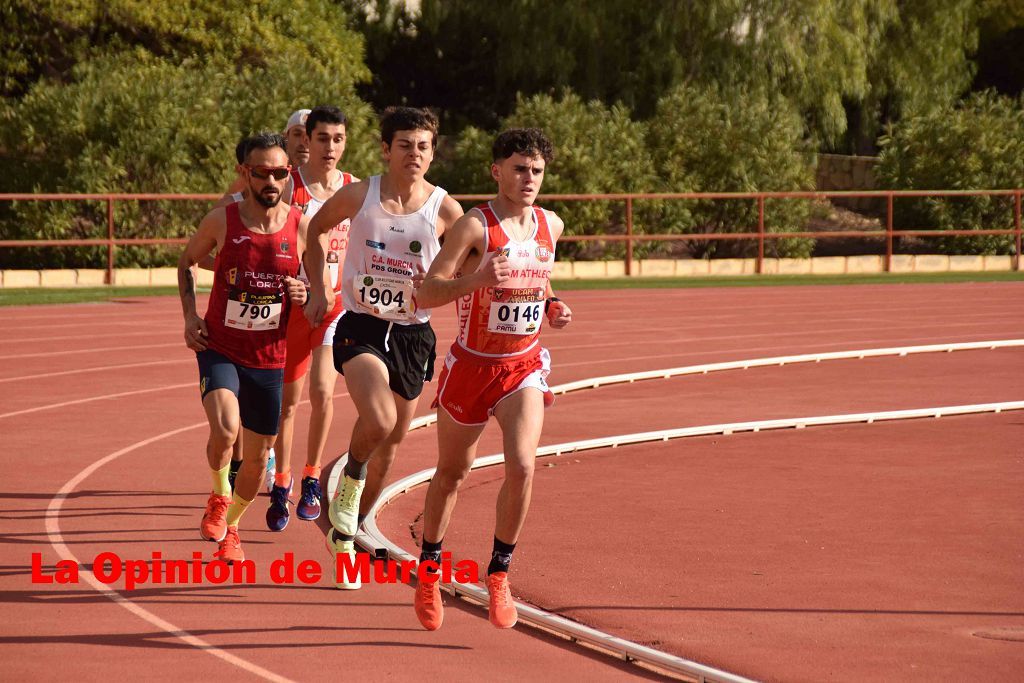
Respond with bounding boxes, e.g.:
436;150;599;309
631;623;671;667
178;208;225;352
434;194;465;243
214;176;247;208
284;216;311;308
417;211;510;309
544;213;572;329
305;182;366;326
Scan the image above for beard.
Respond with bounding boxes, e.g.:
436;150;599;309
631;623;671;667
254;188;281;208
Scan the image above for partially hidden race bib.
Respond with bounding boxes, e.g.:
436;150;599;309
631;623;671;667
327;250;341;290
487;287;545;335
224;290;283;331
353;274;416;321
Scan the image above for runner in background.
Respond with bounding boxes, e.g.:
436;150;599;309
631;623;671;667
266;105;359;531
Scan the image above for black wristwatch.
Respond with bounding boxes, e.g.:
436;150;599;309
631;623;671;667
545;296;561;313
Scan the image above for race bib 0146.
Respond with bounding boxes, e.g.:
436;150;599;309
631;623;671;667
487;287;545;335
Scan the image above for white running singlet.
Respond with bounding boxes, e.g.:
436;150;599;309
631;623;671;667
341;175;445;324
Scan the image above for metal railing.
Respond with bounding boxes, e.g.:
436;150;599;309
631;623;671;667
1;189;1021;283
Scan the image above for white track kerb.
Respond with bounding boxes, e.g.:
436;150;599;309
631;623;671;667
328;339;1024;683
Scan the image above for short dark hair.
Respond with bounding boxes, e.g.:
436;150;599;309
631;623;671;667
234;135;252;165
243;132;287;163
306;105;348;137
380;106;439;147
492;128;554;164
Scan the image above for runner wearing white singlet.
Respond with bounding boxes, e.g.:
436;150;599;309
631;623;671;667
304;107;464;589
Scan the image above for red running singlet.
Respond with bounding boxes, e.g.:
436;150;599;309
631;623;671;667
204;202;302;369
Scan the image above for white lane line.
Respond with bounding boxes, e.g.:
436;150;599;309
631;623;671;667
0;359;190;384
0;382;194;420
44;390;348;681
0;342;180;360
44;423;295;683
336;340;1023;683
0;330;178;345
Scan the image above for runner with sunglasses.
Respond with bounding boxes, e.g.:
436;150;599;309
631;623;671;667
304;107;464;588
178;132;311;563
265;105;359;531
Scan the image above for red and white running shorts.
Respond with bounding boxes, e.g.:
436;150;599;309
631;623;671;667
282;299;344;383
433;343;554;426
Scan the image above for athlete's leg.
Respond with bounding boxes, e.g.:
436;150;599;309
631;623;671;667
305;344;338;469
491;388;546;545
343;353;398;463
203;389;240;472
421;408;486;544
358;390;420;519
274;373;307;477
329;353;395;539
413;409;485;631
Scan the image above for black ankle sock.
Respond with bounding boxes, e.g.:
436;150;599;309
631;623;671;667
229;459;242;474
487;537;516;575
344;454;368;481
420;538;443;571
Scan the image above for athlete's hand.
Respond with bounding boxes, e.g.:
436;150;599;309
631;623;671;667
412;263;426;290
305;290;329;327
283;275;307;306
184;313;209;352
478;253;512;288
547;299;572;329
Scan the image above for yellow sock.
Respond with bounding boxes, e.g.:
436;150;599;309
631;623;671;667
211;464;231;497
225;492;253;527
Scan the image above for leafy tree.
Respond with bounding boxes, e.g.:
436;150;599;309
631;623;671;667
432;92;658;260
877;90;1024;255
0;0;377;268
647;83;816;258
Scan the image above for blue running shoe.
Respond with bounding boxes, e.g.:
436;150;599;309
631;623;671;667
296;476;322;521
266;477;291;532
264;448;276;494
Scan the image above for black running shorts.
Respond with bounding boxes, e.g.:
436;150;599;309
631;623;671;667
332;311;436;400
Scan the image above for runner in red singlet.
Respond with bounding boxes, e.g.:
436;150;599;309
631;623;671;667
411;128;572;630
265;105;359;531
177;132;310;563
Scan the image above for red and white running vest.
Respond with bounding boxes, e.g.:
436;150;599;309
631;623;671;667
290;168;354;294
456;202;556;358
205;202;302;368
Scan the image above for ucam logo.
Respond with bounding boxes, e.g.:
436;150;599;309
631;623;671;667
366;240;385;250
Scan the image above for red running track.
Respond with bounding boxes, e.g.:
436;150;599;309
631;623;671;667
1;281;1022;681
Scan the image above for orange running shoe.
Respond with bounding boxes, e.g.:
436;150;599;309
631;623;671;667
414;577;444;631
214;526;244;564
200;492;231;542
486;572;518;629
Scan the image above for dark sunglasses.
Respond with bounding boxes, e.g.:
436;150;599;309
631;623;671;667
247;165;291;181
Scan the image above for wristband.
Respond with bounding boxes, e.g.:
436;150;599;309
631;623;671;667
545;296;561;313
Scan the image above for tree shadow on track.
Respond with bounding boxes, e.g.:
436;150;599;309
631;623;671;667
0;490;199;500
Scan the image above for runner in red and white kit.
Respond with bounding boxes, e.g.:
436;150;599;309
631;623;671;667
412;128;572;630
178;132;310;563
266;105;359;531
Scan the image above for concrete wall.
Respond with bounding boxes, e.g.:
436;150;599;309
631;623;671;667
2;256;1017;287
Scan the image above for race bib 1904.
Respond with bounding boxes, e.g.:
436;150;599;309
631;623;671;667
353;274;416;321
487;287;545;335
224;291;283;331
